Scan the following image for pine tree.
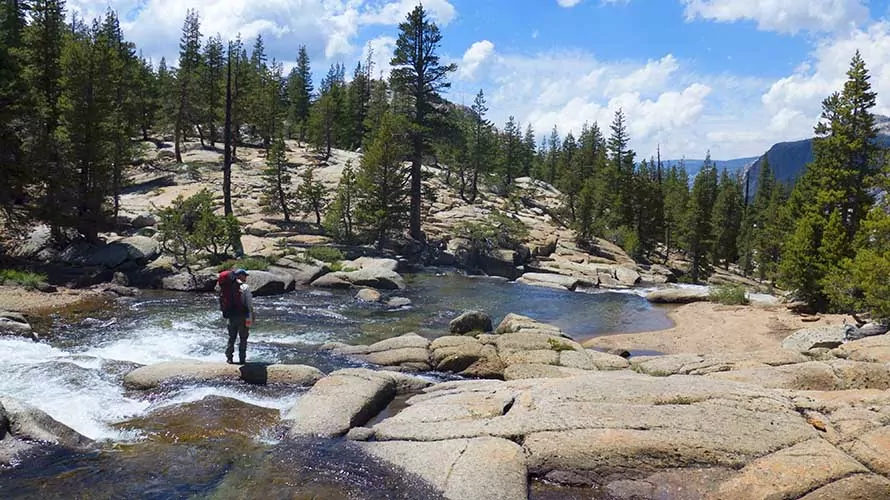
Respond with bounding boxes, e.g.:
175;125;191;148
295;166;329;226
521;124;536;179
607;109;635;228
499;115;521;190
324;160;358;242
466;89;493;203
0;0;29;221
355;112;410;247
546;126;560;185
364;78;390;146
202;34;224;146
390;4;456;240
174;9;203;161
711;169;744;268
133;56;158;140
663;161;690;262
344;54;372;150
22;0;66;236
286;45;312;144
259;133;292;222
683;153;718;281
309;63;344;160
780;52;880;308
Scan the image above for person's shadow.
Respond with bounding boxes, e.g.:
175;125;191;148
238;363;270;385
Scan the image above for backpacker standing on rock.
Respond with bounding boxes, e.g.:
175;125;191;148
218;268;254;364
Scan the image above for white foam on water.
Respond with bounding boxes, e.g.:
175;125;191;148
82;318;225;365
0;338;150;441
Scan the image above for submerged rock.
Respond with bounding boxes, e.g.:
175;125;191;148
0;396;93;467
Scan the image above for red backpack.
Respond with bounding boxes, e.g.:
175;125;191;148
218;270;245;318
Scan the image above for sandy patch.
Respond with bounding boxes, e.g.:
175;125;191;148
584;301;856;355
0;286;100;314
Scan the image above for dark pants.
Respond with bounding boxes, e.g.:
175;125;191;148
226;316;249;363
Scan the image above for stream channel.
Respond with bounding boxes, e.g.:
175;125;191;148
0;270;672;499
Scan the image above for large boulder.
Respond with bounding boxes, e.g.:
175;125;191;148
343;267;405;290
269;262;327;286
360;437;527;500
449;310;493;335
782;325;853;352
311;267;405;290
0;311;36;340
123;360;324;390
516;272;579;291
159;272;217;292
646;287;711;304
10;224;52;259
477;249;523;280
327;333;432;371
284;368;397;438
245;270;295;296
116;236;160;263
0;396;93;467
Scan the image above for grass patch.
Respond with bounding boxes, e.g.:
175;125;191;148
547;337;576;352
0;269;47;288
654;395;700;405
328;262;358;273
215;256;270;272
709;284;749;305
306;246;344;263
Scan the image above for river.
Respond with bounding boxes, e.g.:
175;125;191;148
0;271;671;499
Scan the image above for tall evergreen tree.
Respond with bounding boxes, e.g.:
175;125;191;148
663;161;690;262
286;45;312;144
355;112;410;247
607;109;635;228
259;133;292;222
202;34;224;146
780;52;880;308
22;0;66;236
324;160;358;242
0;0;29;221
466;89;493;203
390;4;456;241
711;169;744;268
683;153;718;281
174;9;202;161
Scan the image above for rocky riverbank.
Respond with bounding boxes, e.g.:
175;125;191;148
8;310;870;499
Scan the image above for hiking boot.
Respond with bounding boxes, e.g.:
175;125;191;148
226;357;234;364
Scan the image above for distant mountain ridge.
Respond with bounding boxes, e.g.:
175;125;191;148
741;114;890;200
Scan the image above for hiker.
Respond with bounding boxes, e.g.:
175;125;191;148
220;268;254;364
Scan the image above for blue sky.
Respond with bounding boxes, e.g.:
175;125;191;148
67;0;890;160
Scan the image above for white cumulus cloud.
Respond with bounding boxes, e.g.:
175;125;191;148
682;0;870;34
459;40;496;80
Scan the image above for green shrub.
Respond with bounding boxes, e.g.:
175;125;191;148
0;269;47;288
155;189;242;267
307;246;344;263
453;210;530;254
215;257;270;272
709;284;749;305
